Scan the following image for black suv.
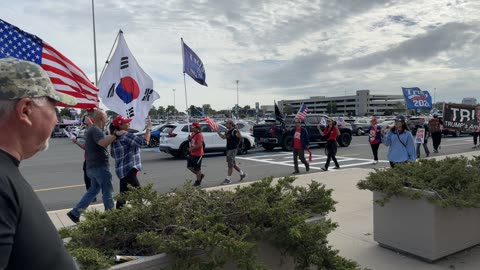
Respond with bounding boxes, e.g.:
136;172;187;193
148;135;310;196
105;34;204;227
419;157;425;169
253;114;353;151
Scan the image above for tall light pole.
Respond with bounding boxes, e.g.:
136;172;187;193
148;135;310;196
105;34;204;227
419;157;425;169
236;80;239;117
91;0;98;85
434;88;436;107
172;89;176;115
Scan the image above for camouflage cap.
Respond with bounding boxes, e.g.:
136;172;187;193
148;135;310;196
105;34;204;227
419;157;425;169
0;57;77;106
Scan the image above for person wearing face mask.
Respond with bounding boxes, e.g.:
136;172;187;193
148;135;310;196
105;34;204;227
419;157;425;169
382;115;416;168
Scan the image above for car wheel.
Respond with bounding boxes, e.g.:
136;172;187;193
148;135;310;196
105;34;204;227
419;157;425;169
338;132;352;147
149;137;159;148
262;144;275;151
176;142;189;158
356;128;363;136
282;136;293;151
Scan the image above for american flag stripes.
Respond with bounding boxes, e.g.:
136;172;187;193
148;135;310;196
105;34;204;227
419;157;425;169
199;111;218;130
0;19;98;109
295;103;308;120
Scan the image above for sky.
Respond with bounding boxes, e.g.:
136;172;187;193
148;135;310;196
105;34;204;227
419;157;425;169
1;0;479;112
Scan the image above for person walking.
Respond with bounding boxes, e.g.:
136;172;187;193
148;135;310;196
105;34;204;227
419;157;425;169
367;117;382;164
473;126;480;148
217;119;247;184
428;113;443;153
188;122;205;186
67;109;118;223
0;58;77;269
412;118;430;158
291;118;310;174
318;119;340;171
110;116;152;209
383;115;416;167
72;116;96;202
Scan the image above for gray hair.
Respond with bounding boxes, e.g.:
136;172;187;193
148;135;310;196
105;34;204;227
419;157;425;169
0;97;51;123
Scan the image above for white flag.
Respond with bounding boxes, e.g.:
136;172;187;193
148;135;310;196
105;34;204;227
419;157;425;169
98;33;160;131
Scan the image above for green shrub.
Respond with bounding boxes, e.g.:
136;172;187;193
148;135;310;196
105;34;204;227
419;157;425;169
357;156;480;208
63;176;364;270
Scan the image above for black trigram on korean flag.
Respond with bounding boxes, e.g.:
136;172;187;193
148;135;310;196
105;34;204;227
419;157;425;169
107;83;115;98
142;88;154;101
120;57;129;69
126;107;135;118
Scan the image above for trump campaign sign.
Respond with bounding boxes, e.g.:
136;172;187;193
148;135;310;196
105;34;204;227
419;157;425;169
402;87;432;110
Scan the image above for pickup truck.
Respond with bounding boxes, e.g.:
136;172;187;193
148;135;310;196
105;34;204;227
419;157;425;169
253;114;353;151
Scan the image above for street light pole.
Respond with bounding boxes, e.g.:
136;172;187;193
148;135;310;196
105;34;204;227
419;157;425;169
172;89;176;110
236;80;239;118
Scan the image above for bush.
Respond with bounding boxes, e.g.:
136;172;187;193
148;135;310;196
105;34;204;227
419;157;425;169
61;176;364;270
357;156;480;208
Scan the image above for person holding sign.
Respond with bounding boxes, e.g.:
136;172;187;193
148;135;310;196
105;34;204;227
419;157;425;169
411;118;430;158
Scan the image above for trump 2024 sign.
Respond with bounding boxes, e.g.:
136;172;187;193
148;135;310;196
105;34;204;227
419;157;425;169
402;87;432;110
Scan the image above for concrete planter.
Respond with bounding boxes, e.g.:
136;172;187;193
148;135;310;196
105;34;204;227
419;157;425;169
109;216;323;270
373;190;480;262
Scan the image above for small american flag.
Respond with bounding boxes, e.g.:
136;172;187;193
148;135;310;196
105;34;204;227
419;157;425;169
199;111;218;130
0;19;98;109
295;103;308;120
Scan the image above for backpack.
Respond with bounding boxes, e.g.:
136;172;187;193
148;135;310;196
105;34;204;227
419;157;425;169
428;119;441;133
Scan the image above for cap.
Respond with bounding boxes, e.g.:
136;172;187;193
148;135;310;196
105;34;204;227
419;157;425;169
0;57;76;105
371;117;378;124
395;115;406;122
112;115;132;127
192;122;200;128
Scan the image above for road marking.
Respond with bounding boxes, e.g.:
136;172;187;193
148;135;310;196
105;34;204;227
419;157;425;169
34;184;84;192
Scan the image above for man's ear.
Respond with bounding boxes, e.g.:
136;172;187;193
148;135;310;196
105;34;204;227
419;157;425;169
15;98;34;126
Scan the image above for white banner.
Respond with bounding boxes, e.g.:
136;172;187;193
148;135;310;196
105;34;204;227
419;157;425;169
98;33;160;131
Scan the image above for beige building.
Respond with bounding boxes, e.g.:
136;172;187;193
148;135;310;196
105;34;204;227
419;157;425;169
278;90;404;116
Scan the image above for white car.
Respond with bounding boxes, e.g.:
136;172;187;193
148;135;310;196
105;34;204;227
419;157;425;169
159;122;256;158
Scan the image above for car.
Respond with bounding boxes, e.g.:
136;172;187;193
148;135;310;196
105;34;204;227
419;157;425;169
379;120;395;130
348;118;371;136
158;122;257;158
134;124;169;147
235;120;256;135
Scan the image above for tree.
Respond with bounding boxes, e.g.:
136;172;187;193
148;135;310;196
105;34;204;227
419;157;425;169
166;105;178;115
202;104;215;115
393;102;405;113
157;106;165;117
284;105;293;115
148;106;157;118
326;102;337;114
243;105;251;110
58;107;72;119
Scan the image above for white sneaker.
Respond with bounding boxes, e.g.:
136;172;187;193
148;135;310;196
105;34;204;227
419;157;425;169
222;178;231;185
372;160;378;165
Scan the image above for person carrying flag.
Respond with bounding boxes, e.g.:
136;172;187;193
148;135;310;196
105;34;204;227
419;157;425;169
318;119;341;171
188;122;205;186
290;118;310;174
216;119;247;184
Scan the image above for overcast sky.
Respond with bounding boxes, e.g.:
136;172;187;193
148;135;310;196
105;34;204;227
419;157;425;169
1;0;479;111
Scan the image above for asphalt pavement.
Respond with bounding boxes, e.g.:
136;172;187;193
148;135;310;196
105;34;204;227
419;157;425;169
23;134;478;211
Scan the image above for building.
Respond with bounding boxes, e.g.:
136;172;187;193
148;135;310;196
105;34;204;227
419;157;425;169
462;97;477;106
278;90;404;116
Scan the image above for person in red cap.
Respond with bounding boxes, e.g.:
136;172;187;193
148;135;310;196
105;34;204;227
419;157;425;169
367;117;382;164
188;122;204;186
109;115;152;209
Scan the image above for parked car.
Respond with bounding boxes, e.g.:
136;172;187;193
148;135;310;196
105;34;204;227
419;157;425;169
158;122;256;158
134;124;169;147
350;118;371;136
378;120;395;130
235;120;256;135
252;114;352;151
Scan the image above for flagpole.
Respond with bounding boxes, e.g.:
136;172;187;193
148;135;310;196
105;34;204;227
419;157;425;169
99;30;122;82
91;0;98;85
181;38;190;124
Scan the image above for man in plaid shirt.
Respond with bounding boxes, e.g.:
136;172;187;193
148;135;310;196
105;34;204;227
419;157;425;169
110;115;152;209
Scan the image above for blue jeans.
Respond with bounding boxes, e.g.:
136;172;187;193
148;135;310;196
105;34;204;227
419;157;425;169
70;166;114;217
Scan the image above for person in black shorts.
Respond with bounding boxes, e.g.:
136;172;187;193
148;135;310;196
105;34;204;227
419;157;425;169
216;119;247;184
188;122;205;186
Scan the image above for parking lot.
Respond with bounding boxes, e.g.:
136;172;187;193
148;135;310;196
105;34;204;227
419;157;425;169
23;135;478;211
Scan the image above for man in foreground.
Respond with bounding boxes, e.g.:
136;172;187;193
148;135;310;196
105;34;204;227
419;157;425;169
216;119;247;184
0;58;77;269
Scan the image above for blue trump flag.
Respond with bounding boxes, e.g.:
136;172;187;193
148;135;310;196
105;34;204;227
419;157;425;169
182;39;207;86
401;87;432;110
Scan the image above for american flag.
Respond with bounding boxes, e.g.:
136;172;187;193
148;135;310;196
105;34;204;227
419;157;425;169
295;103;308;120
0;19;98;109
199;111;218;130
